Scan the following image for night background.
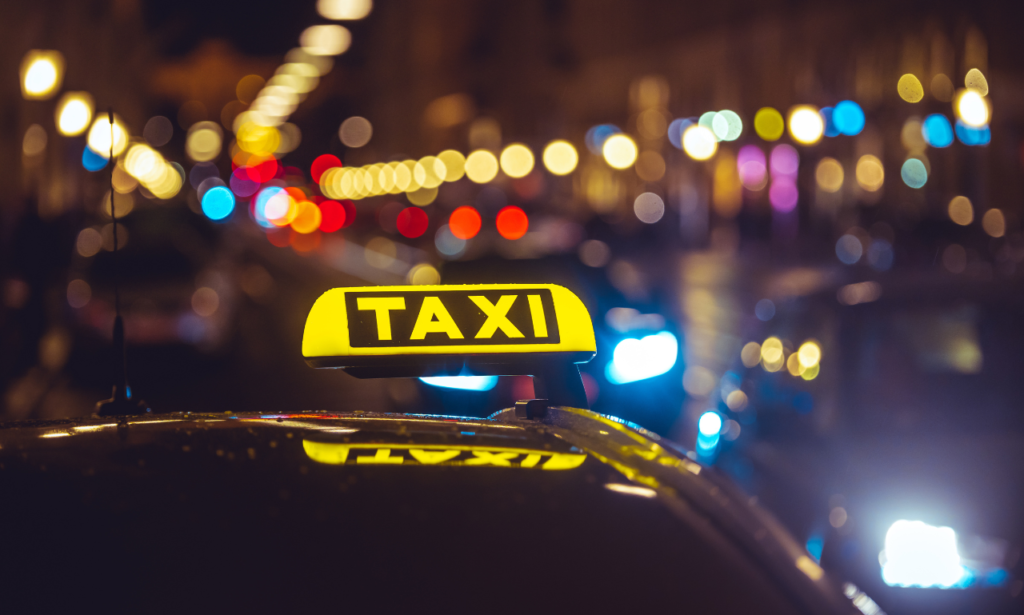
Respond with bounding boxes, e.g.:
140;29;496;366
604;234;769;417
2;0;1024;611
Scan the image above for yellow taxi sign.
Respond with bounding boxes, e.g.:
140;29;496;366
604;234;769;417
302;284;595;372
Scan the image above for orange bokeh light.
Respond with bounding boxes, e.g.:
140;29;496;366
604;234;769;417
449;206;482;240
496;206;528;240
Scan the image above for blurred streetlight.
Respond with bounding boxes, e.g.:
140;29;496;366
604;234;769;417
20;50;65;100
55;92;93;136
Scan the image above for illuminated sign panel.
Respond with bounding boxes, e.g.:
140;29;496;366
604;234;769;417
345;289;559;347
302;284;595;370
303;441;587;470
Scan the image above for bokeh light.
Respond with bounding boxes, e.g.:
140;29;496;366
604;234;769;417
143;116;174;147
964;68;989;96
55;93;93;136
788;106;824;144
602;134;638;169
448;206;482;240
738;145;767;190
22;125;46;157
769;178;798;212
496;206;529;240
835;234;863;264
396;207;429;238
87;115;128;158
465;150;499;183
667;118;692;149
291;201;323;234
76;228;103;258
186;122;223;162
67;280;91;309
815;158;844;192
898;74;925;103
437;150;466;181
82;145;108;172
500;144;534;178
712;110;743;141
542;140;578;175
956;89;989;127
578;239;611;268
633;193;665;224
754;108;785;141
948;196;973;226
954;120;990;146
901;158;928;189
311;154;343;183
435;224;467;257
770;144;799;177
301;25;352;56
318;0;373;19
339;116;373;147
982;209;1005;238
832;100;865;136
682;125;717;160
317;200;346;232
586;124;621;155
698;411;723;437
201;186;235;221
20;50;63;99
407;264;440;285
922;114;954;148
856;155;885;191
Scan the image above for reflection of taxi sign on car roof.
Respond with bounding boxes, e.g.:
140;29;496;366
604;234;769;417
302;284;596;406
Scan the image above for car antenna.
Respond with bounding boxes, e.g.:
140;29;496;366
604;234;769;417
96;108;148;416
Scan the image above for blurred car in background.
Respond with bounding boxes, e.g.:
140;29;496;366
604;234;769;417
68;205;239;353
714;271;1024;614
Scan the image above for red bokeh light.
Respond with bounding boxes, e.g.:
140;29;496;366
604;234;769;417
496;205;529;240
396;207;429;238
448;206;481;240
310;154;342;183
318;200;346;232
245;156;279;183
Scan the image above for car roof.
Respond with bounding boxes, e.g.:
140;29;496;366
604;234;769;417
0;407;856;613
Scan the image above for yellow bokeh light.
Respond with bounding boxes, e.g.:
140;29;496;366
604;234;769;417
437;150;466;181
407;264;441;285
55;92;93;137
500;143;535;178
542;140;578;176
21;50;64;100
318;0;373;20
964;68;989;96
788;106;824;145
87;115;129;158
761;337;784;364
801;362;820;381
982;209;1005;238
236;122;281;155
414;156;447;189
602;134;638;169
948;196;973;226
787;353;803;376
740;341;762;367
300;25;352;56
754;107;785;141
465;150;499;183
897;74;925;103
956;89;989;127
682;125;718;160
797;341;821;368
855;155;884;192
186;122;223;162
815;158;844;192
408;187;438;206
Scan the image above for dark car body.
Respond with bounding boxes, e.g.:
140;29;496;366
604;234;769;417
0;405;861;614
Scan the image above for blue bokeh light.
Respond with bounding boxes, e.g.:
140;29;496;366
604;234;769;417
82;146;108;172
901;158;928;189
755;299;776;321
605;331;678;385
585;124;621;155
820;107;840;137
833;100;865;136
419;376;499;391
955;120;990;146
922;114;954;148
667;118;694;150
201;186;235;221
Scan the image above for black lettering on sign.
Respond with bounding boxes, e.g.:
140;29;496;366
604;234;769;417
346;289;560;347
